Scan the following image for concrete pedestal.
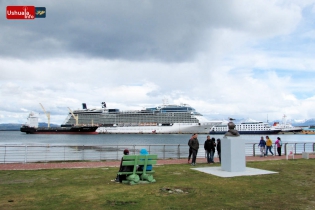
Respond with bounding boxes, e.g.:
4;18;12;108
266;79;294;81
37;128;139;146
221;136;246;172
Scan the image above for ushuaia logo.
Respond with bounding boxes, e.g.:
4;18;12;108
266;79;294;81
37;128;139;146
6;6;46;19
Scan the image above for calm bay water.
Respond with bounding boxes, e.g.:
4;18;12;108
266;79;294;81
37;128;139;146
1;131;315;145
1;131;315;163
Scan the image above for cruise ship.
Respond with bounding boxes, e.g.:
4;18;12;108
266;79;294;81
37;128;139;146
63;102;222;134
210;119;282;134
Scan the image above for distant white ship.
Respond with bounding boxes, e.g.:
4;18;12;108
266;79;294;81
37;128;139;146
272;115;303;133
210;119;281;134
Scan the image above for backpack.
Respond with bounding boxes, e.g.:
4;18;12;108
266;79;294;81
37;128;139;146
279;140;282;146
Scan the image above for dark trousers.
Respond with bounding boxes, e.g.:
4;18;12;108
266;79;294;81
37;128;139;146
277;147;282;156
206;150;211;163
115;174;127;183
192;149;198;164
188;148;192;161
210;150;215;163
218;151;221;163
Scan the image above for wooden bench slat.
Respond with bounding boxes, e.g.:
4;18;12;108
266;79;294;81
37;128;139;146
122;155;157;160
121;161;136;165
122;160;157;166
117;170;155;175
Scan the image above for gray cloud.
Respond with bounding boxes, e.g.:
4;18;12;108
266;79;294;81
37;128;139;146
1;0;314;124
1;0;297;62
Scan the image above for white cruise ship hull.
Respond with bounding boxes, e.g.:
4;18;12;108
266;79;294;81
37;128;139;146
97;122;219;134
278;127;303;132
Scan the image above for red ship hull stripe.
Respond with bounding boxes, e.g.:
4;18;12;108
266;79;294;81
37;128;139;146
27;132;98;135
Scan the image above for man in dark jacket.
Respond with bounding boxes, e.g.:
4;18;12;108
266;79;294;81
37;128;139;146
204;136;212;163
187;134;194;164
188;133;199;166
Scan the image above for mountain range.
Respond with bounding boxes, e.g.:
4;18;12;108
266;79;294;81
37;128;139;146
283;118;315;126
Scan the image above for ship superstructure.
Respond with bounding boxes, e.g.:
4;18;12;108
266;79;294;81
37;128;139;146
63;102;221;134
210;119;281;134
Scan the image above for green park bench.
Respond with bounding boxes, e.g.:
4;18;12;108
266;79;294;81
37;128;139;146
117;154;157;185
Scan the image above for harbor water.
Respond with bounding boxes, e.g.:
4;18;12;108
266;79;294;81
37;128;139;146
2;131;315;145
0;131;315;163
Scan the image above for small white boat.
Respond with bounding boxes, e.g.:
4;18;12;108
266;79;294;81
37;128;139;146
271;115;303;133
210;119;281;134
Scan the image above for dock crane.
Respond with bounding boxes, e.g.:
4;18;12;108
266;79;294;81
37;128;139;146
39;103;50;128
68;107;79;125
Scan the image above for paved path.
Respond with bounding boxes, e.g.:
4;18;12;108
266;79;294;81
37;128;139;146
0;154;313;170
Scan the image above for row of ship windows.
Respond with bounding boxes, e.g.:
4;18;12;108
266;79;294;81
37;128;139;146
71;117;196;120
219;125;267;128
74;116;193;119
77;120;197;123
70;121;198;125
70;118;197;123
77;113;191;117
217;126;267;128
236;125;265;127
101;124;196;129
216;128;267;130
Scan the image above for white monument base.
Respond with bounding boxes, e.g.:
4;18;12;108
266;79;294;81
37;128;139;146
221;136;246;172
192;167;278;178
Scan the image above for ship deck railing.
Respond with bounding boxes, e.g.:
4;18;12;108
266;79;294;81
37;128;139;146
0;142;314;164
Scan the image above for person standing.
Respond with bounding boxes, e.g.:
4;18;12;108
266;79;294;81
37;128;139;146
204;136;212;163
216;138;221;163
265;136;274;156
258;136;266;157
188;133;199;166
187;134;194;164
209;137;216;163
275;137;282;156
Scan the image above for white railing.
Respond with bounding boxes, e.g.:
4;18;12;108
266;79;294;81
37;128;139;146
0;142;314;163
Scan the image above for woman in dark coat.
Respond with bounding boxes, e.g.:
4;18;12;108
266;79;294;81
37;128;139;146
114;149;134;182
216;139;221;163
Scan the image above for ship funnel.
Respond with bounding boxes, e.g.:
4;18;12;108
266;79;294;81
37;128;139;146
82;103;87;109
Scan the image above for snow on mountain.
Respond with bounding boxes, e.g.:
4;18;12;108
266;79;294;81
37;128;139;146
294;118;315;126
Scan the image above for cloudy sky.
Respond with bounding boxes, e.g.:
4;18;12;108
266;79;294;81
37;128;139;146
1;0;315;124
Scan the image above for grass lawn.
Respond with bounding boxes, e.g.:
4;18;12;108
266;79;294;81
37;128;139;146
0;159;315;210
